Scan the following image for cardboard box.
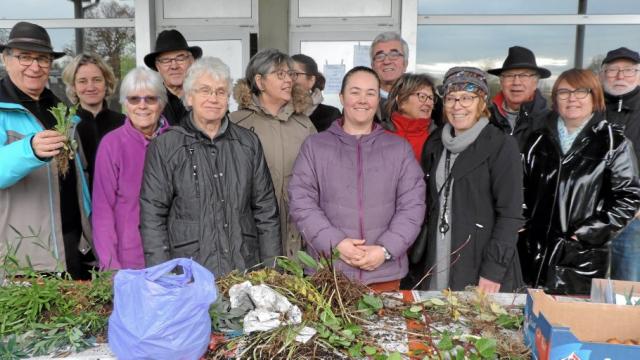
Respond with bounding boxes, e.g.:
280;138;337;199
524;289;640;360
591;278;640;305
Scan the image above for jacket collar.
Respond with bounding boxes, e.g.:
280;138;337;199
605;86;640;112
0;76;56;107
326;118;385;145
123;115;170;145
173;112;235;142
428;124;498;180
540;110;607;156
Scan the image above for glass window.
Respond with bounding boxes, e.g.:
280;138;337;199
583;25;640;71
416;25;576;99
162;0;252;19
0;27;135;111
418;0;577;15
0;0;134;19
189;40;244;111
300;40;372;108
298;0;392;18
586;0;640;14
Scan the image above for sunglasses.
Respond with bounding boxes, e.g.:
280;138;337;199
126;96;160;105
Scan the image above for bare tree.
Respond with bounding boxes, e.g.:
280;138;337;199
83;1;135;80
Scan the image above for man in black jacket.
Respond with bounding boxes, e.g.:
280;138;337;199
488;46;551;150
144;30;202;125
600;47;640;281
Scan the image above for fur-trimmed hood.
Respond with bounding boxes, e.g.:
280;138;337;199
233;78;311;119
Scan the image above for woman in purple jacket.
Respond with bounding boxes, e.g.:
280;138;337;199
92;67;170;270
288;66;426;291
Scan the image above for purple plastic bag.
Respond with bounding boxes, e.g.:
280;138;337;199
108;258;217;360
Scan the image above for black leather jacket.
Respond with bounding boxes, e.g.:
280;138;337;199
519;111;640;294
140;114;282;276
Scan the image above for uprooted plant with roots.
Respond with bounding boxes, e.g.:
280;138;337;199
49;103;79;177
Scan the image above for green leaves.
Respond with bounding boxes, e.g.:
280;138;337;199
474;337;497;358
357;294;383;316
296;251;318;271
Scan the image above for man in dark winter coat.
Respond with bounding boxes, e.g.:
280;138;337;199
140;57;281;276
600;47;640;281
144;30;202;125
488;46;551;150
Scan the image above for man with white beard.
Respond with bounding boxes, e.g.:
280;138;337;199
601;47;640;281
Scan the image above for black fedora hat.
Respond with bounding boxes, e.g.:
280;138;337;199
0;21;65;59
144;30;202;71
488;46;551;79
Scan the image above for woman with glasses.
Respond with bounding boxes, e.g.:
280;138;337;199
231;49;316;259
289;66;425;292
382;73;437;160
139;57;280;275
62;53;125;189
291;54;341;132
92;67;169;270
520;68;640;294
407;67;524;293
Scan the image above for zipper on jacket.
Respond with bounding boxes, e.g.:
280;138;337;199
189;147;200;198
356;139;365;281
618;99;623;112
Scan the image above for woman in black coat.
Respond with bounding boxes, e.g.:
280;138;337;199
520;69;640;295
62;53;125;188
291;54;341;132
407;67;524;293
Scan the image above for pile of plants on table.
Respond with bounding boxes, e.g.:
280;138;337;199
206;252;530;359
0;250;529;359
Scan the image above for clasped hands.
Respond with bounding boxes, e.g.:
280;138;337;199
336;238;385;271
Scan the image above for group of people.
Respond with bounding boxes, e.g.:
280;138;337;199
2;21;640;296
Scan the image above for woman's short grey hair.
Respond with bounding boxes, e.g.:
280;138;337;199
62;53;117;104
182;57;232;107
244;48;293;95
370;32;409;67
119;66;167;106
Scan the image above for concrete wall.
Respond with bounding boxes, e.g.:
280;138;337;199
258;0;289;52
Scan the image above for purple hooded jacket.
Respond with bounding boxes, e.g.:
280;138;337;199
288;120;426;285
92;117;169;270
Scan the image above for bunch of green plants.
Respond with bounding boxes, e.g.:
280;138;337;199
48;102;79;177
0;271;113;357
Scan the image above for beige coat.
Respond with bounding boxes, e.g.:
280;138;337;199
230;79;316;257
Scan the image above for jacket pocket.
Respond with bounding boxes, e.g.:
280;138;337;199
239;215;259;262
168;219;200;258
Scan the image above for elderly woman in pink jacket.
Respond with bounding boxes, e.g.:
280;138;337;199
288;66;426;292
92;67;170;270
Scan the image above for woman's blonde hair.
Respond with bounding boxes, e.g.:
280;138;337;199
62;53;117;104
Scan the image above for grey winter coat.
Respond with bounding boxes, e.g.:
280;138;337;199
139;114;281;276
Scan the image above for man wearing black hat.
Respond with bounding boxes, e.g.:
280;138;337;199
0;22;93;279
144;30;202;125
488;46;551;150
600;47;640;281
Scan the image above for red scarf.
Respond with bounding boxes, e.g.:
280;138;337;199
390;112;430;161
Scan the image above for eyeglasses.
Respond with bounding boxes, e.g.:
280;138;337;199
556;88;591;100
269;70;298;81
444;94;479;108
126;96;160;105
156;54;191;67
194;86;228;98
413;92;435;104
604;67;639;78
373;50;404;62
500;72;538;82
10;53;52;68
294;71;309;77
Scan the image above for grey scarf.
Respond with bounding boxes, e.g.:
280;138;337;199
441;117;489;154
